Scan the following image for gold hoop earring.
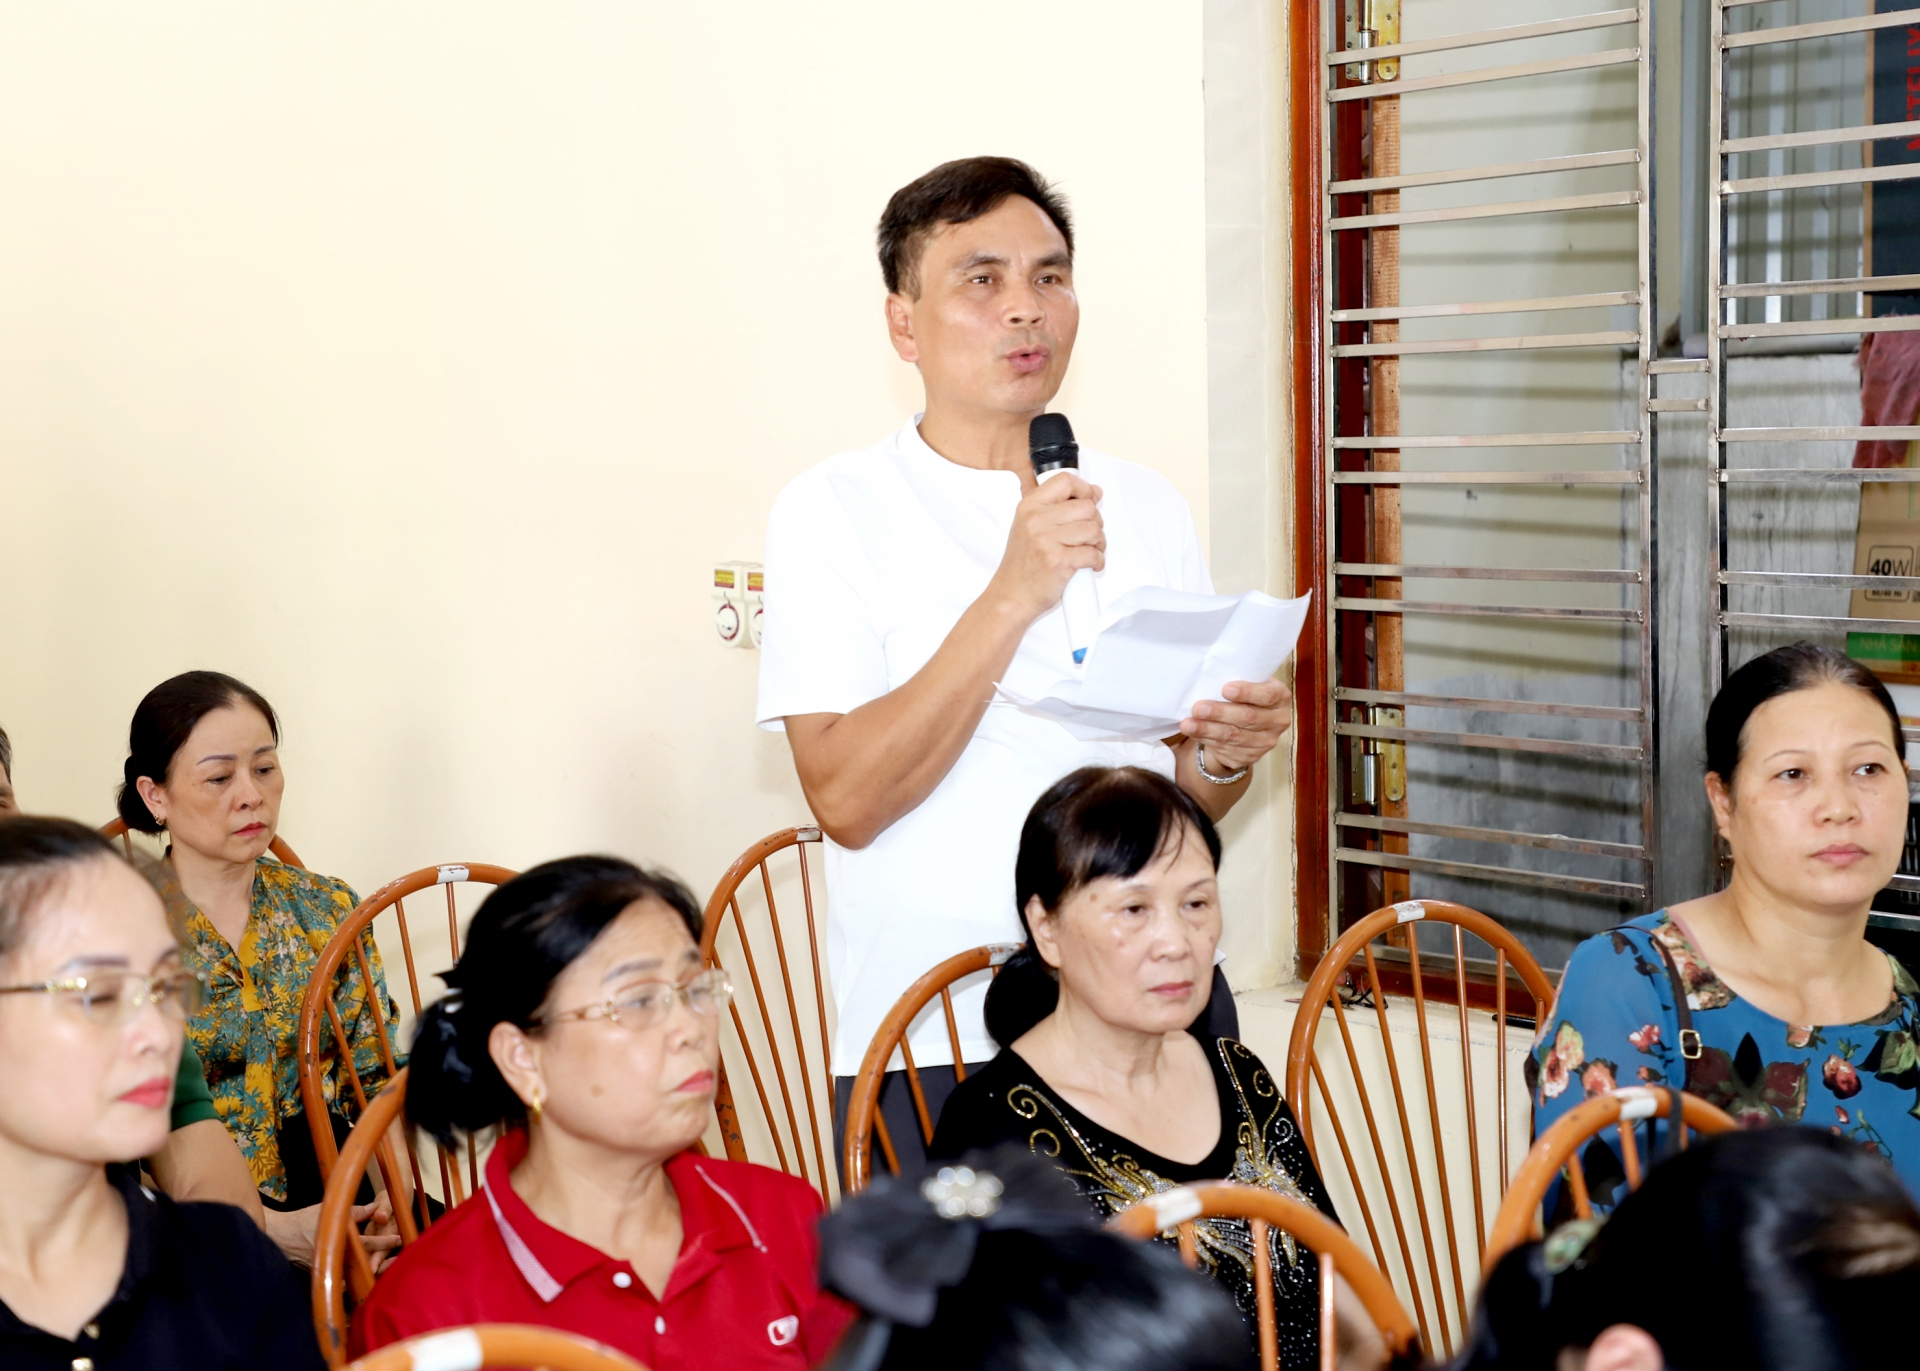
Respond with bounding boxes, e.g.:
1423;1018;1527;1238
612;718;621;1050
528;1091;544;1125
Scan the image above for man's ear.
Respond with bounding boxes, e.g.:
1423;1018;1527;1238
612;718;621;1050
1580;1324;1663;1371
1026;895;1064;970
885;292;919;364
488;1021;544;1112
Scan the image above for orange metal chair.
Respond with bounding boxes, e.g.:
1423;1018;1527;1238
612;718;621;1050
313;1070;440;1366
1484;1086;1738;1269
841;943;1022;1193
699;826;835;1194
1110;1182;1420;1371
101;814;305;869
1284;899;1556;1357
297;863;516;1204
344;1325;648;1371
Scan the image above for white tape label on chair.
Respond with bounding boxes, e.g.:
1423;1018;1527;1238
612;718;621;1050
437;865;470;885
405;1328;483;1371
1393;901;1426;924
1148;1187;1204;1230
1615;1087;1659;1121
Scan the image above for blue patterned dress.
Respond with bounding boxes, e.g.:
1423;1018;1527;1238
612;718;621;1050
1532;910;1920;1200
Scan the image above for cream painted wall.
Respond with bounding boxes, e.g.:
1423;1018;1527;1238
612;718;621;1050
0;7;1301;999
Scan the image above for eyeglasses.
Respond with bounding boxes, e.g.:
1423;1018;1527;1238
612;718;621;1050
0;968;209;1026
537;968;733;1032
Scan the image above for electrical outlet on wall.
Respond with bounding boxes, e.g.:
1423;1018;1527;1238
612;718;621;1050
712;562;748;648
712;562;764;649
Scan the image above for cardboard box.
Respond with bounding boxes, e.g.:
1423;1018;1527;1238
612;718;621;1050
1849;481;1920;683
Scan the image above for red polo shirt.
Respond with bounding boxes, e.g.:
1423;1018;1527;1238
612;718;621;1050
351;1132;853;1369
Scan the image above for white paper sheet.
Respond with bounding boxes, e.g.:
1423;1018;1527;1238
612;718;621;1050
995;587;1312;741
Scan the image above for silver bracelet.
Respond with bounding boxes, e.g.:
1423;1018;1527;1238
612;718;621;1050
1195;743;1249;786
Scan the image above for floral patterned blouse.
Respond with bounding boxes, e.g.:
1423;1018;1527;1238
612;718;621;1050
1532;909;1920;1201
928;1036;1339;1366
165;855;400;1201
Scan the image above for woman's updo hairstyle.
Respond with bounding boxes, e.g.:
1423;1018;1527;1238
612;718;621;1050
1706;643;1904;786
0;817;125;966
406;854;704;1147
983;766;1222;1048
116;670;280;834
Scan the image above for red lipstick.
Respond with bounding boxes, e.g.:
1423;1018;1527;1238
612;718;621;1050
119;1078;173;1110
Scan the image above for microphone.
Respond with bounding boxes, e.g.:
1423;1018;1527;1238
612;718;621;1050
1029;412;1100;665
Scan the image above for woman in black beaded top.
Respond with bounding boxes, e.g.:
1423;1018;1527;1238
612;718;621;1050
929;766;1341;1367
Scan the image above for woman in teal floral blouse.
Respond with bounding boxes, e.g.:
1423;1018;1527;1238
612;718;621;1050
121;671;402;1265
1534;643;1920;1199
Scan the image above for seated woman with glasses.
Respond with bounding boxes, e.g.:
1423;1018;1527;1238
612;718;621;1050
0;816;323;1369
928;767;1342;1367
1534;643;1920;1200
119;671;401;1264
353;855;854;1367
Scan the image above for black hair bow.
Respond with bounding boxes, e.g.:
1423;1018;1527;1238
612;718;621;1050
818;1147;1093;1327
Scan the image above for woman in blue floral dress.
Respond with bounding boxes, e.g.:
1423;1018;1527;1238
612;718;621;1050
1533;643;1920;1200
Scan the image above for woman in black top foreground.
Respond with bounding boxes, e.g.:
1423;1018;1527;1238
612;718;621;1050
930;767;1342;1367
0;818;321;1371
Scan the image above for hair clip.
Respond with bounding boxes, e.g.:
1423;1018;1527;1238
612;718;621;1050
1542;1216;1604;1274
921;1165;1004;1219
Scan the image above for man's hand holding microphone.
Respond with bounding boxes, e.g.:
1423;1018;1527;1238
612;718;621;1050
987;413;1293;806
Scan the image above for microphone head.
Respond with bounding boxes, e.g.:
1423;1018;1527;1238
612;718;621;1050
1029;412;1078;472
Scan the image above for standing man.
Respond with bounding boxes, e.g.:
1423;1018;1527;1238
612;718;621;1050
757;157;1293;1173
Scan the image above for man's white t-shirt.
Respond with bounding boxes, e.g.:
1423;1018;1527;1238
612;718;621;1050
757;416;1211;1074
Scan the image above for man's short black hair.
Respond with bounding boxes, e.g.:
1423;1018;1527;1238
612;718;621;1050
877;156;1074;298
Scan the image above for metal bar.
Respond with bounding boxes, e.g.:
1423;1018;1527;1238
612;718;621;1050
1720;612;1920;635
1321;10;1636;66
1335;597;1642;622
1720;316;1920;340
1335;686;1643;722
1648;358;1709;373
1333;329;1639;358
1648;398;1708;411
1722;272;1920;299
1333;431;1640;448
1724;162;1920;197
1338;811;1649;860
1634;0;1658;917
1720;467;1920;480
1334;471;1640;485
1336;846;1647;898
1721;570;1920;592
1722;9;1920;50
1709;0;1728;738
1330;290;1636;324
1721;427;1920;444
1331;190;1638;232
1326;48;1640;104
1724;119;1920;156
1334;721;1643;762
1334;563;1640;583
1330;150;1638;197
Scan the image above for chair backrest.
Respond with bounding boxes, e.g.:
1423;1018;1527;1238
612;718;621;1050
101;815;306;869
1109;1182;1420;1371
1484;1086;1738;1269
841;942;1021;1194
298;863;516;1202
313;1070;434;1366
344;1325;649;1371
1283;898;1557;1359
699;826;833;1195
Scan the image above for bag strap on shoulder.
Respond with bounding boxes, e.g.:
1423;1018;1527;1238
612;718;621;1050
1607;921;1701;1062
